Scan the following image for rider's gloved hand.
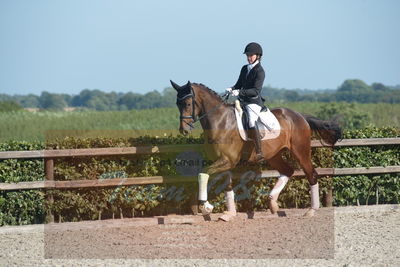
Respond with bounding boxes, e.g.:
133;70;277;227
231;90;239;97
225;88;233;94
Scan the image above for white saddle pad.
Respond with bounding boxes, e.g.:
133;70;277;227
234;102;281;141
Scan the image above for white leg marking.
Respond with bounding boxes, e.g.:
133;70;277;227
198;173;210;201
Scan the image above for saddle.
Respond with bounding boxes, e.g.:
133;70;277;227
234;100;281;141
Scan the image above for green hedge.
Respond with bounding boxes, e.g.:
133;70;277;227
0;141;45;225
333;127;400;206
0;127;399;226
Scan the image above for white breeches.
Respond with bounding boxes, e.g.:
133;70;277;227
245;104;262;128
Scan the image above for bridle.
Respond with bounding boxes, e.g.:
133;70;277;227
177;86;197;126
176;85;229;130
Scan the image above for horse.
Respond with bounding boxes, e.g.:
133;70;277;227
170;80;342;221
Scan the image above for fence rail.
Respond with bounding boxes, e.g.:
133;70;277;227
1;166;400;191
0;144;202;159
0;138;399;192
0;137;399;222
0;138;399;160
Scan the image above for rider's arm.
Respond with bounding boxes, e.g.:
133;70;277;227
232;65;247;90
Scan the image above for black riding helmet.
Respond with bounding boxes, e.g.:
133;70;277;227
243;42;263;56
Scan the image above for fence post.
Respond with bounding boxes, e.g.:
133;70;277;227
324;187;333;207
45;158;55;223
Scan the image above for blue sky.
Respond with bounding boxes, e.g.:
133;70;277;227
1;0;399;95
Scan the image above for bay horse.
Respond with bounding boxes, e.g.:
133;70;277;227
171;80;342;221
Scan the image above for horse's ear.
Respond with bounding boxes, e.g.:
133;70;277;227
186;80;191;87
170;80;180;91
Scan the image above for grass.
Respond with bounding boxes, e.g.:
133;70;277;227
1;108;180;142
1;102;399;142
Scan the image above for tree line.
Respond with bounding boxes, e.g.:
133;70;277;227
1;79;399;111
0;88;177;111
263;79;400;103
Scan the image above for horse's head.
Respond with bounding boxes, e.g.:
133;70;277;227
170;80;199;135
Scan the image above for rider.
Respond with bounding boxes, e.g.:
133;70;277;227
226;42;266;163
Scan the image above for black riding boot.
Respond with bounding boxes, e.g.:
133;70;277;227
248;126;265;163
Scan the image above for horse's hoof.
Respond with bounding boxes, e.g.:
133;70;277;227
303;208;316;217
218;211;237;222
199;202;214;216
268;199;279;214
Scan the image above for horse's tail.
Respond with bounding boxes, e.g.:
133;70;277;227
302;114;343;146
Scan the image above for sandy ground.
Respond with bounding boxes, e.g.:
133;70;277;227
0;204;398;266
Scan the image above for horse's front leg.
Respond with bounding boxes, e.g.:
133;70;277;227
198;156;237;217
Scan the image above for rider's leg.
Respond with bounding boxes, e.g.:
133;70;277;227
246;104;262;128
246;104;264;162
248;126;264;162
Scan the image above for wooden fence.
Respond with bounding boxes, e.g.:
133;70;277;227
0;138;399;222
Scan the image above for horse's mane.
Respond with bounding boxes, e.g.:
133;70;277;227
192;83;230;104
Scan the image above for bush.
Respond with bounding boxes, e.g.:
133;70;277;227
315;102;371;129
0;141;45;225
0;101;23;112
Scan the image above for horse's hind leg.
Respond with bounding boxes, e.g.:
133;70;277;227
290;139;320;216
266;151;294;214
218;176;237;222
